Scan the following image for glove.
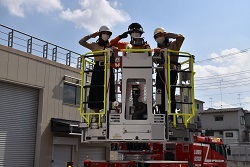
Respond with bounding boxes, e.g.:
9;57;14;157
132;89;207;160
119;31;129;39
90;31;100;38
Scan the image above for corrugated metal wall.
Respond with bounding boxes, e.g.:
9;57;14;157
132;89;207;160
0;81;39;167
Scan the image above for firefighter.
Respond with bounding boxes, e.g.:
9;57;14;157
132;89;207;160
79;25;116;122
110;22;150;49
153;27;185;121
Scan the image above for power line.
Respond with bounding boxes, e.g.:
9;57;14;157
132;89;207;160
195;69;250;80
195;48;250;64
191;47;250;109
196;90;250;98
195;78;250;88
195;76;250;86
195;79;250;90
203;101;250;110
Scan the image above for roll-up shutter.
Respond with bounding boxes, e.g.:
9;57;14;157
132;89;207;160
78;145;106;167
0;81;39;167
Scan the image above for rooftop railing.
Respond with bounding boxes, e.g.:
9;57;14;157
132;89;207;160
0;24;82;69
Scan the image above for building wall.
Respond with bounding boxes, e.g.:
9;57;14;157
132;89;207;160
200;112;239;130
194;101;204;128
0;44;81;167
237;111;247;142
200;108;249;142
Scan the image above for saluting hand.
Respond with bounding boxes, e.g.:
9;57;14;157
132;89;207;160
119;31;129;39
90;31;100;38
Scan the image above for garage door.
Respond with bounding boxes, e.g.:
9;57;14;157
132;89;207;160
78;145;106;167
0;81;39;167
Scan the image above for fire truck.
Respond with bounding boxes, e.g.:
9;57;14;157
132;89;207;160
78;45;228;167
84;135;227;167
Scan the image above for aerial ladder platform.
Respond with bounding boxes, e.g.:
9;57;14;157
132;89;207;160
78;48;196;142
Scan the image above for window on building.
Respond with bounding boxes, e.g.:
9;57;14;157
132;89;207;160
196;103;200;109
197;116;200;122
225;132;234;137
215;115;224;121
240;116;245;125
63;83;80;105
205;131;214;136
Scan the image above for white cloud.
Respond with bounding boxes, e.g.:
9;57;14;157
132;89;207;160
0;0;63;17
0;0;129;32
215;48;250;67
195;48;250;78
60;0;130;32
243;97;250;103
195;48;250;110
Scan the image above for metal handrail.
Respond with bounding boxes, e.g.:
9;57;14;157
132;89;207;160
79;49;109;126
0;24;83;68
79;48;196;128
166;49;196;127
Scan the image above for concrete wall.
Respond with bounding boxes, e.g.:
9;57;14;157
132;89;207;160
0;44;81;167
228;161;250;167
193;101;204;128
200;109;249;142
201;111;240;130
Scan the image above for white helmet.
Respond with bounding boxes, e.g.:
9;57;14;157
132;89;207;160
99;25;112;35
154;27;165;38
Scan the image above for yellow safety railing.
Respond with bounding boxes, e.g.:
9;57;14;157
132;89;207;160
121;48;153;52
78;49;109;127
79;48;195;128
166;49;196;128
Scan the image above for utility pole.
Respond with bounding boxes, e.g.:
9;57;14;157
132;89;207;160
219;79;223;108
209;97;213;107
237;94;242;107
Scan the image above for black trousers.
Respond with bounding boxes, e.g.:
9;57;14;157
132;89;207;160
156;69;178;116
88;62;116;110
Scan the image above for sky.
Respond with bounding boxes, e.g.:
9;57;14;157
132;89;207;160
1;0;250;111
